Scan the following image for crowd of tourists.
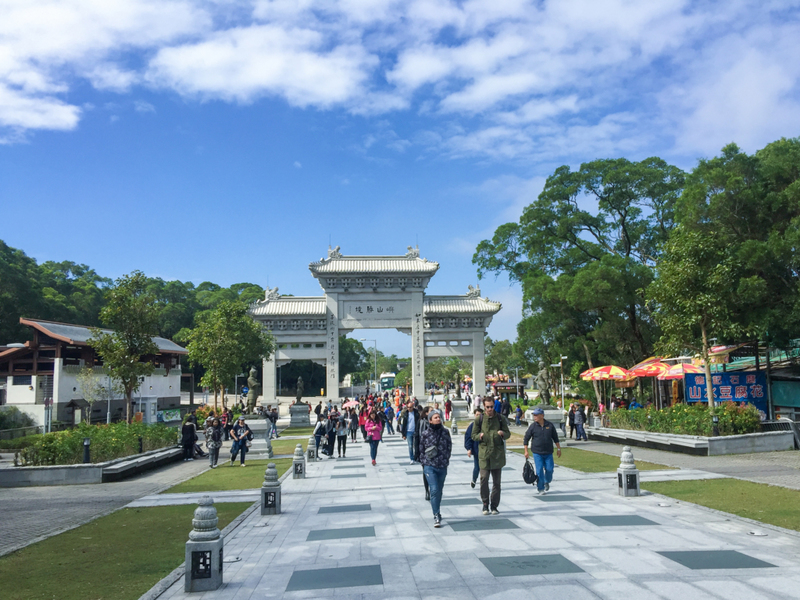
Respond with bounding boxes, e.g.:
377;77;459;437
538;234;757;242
182;386;568;530
304;391;564;528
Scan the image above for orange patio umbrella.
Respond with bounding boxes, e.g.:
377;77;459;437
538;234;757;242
581;365;632;380
631;361;670;378
657;363;704;380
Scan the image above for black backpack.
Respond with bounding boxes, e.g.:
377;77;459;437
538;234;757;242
522;459;538;486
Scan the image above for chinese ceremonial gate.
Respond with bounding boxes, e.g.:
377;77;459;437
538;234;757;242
249;247;501;401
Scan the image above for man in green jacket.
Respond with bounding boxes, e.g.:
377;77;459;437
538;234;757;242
472;396;511;515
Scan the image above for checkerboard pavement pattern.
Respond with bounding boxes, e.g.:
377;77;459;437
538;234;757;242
149;432;800;600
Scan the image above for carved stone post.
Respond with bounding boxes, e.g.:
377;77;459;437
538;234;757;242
292;443;306;479
307;436;316;461
617;446;640;497
184;496;223;592
261;462;281;515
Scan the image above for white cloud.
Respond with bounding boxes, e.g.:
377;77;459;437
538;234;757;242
293;160;302;168
0;84;80;131
0;0;797;164
146;25;376;107
134;100;155;113
0;0;207;133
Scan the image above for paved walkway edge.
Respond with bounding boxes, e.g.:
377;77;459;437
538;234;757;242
139;466;293;600
0;462;214;558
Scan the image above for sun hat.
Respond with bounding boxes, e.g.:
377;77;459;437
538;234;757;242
532;407;544;415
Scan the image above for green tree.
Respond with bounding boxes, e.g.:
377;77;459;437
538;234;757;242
76;367;108;423
676;139;800;346
475;157;684;376
339;337;368;378
647;227;740;405
485;337;514;375
184;300;275;410
89;271;160;424
394;366;412;391
441;357;471;398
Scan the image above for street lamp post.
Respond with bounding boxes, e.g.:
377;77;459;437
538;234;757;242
550;356;569;406
360;339;377;394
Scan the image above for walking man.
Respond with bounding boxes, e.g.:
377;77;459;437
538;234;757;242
523;407;562;495
472;397;510;515
399;400;421;464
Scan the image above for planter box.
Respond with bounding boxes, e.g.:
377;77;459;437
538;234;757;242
586;426;794;456
0;446;182;488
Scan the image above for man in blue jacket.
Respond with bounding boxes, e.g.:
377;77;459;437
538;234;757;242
463;408;483;488
523;407;562;495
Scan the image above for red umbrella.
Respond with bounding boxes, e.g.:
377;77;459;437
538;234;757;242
582;365;633;380
342;400;359;408
631;362;670;378
658;363;704;380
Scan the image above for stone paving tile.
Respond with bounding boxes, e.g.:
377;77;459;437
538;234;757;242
136;432;800;599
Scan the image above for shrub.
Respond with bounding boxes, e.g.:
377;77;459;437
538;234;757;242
0;435;43;450
15;422;178;466
0;406;37;430
607;402;762;437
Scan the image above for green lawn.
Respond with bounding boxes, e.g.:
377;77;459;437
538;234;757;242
510;446;670;472
264;438;308;455
0;503;252;600
164;458;292;494
642;479;800;532
279;426;316;436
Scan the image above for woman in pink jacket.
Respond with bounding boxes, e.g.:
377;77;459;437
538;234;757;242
365;408;383;466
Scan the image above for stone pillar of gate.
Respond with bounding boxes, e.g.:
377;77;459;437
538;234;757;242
411;291;425;399
472;330;486;397
263;354;276;402
325;293;340;402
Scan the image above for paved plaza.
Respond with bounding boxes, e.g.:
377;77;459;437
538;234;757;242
145;433;800;600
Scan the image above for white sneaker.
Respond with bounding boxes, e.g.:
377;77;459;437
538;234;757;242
409;460;415;465
538;489;546;495
545;483;550;492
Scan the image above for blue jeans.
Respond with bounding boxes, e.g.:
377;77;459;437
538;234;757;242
230;440;248;464
471;452;480;484
368;439;380;461
406;433;416;461
386;421;394;435
533;453;554;492
576;423;587;440
423;465;447;516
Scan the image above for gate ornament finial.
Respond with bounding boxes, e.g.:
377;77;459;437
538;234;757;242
265;287;280;301
405;245;420;259
466;284;481;298
328;245;342;259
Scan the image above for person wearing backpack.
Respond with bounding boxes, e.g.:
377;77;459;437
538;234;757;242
523;407;562;495
472;397;510;515
464;407;483;488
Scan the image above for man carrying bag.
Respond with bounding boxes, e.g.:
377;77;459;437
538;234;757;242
523;407;562;495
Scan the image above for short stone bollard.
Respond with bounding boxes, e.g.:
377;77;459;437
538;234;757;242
451;419;458;435
292;443;306;479
185;496;223;593
261;462;281;515
617;445;640;497
307;436;316;461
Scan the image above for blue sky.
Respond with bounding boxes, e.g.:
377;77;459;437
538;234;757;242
1;0;799;357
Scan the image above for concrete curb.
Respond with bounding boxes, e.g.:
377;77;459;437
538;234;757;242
139;464;294;600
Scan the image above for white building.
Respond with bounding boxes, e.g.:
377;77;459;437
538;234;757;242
0;318;187;426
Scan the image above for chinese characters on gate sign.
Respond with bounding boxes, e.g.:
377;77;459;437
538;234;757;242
351;305;395;315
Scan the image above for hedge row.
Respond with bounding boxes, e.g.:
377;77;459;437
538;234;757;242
15;422;177;466
606;402;761;437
